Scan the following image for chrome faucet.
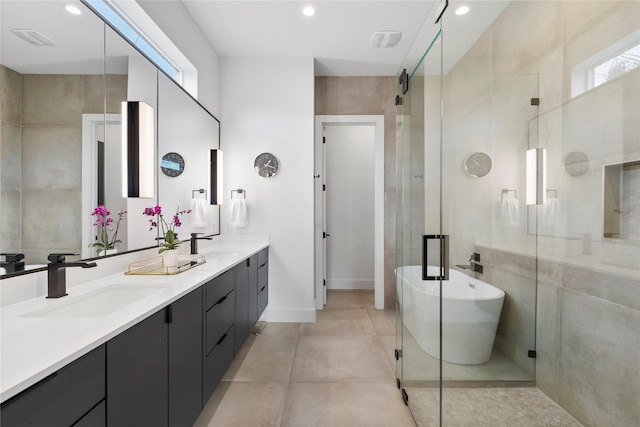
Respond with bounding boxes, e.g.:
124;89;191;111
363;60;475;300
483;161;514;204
190;233;212;255
47;253;97;298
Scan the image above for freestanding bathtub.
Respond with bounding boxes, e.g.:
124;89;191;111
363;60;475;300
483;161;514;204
397;265;505;365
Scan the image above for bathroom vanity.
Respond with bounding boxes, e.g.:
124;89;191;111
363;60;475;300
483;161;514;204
0;237;269;427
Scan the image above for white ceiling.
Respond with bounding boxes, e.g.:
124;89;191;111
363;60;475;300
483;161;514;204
1;0;510;78
182;0;510;77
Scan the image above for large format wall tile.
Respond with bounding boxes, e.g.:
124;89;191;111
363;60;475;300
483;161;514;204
559;289;640;427
492;268;536;377
0;187;21;252
1;121;21;187
21;126;82;190
22;189;81;256
535;280;561;402
0;65;21;124
22;75;84;126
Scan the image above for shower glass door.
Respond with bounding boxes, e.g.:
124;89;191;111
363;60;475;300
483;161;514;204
396;4;540;426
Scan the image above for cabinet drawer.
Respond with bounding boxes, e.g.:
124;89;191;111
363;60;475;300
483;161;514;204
73;400;105;427
258;264;268;289
257;248;268;267
205;326;234;399
258;285;268;319
206;269;234;310
0;345;105;427
206;289;234;355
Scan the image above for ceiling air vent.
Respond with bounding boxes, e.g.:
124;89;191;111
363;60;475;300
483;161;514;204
10;28;56;47
370;31;402;48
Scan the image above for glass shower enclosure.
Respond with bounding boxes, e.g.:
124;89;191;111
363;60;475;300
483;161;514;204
395;2;639;426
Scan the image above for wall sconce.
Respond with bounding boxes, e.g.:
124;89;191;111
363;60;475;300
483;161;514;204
210;149;223;205
526;148;547;205
122;101;155;198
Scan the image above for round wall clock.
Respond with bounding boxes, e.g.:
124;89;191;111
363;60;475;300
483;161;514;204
463;152;492;178
254;152;279;177
160;152;185;177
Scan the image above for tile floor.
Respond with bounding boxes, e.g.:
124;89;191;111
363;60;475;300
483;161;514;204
194;289;414;427
194;290;582;427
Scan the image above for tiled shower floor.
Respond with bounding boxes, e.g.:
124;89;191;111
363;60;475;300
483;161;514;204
194;290;581;426
401;327;532;383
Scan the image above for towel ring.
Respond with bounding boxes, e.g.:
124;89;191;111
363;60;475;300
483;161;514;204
192;189;207;198
231;189;246;199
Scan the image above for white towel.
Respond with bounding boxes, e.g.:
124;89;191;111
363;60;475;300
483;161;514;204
542;198;560;228
190;198;208;228
499;198;519;228
229;199;248;228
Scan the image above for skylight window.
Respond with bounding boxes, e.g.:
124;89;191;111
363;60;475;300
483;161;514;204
85;0;181;82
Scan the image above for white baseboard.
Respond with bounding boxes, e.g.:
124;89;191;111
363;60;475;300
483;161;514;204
326;279;374;290
260;307;316;323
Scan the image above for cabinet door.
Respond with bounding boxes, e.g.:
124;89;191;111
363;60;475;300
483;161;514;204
0;345;105;427
107;309;168;427
248;254;258;327
169;287;203;427
234;260;250;354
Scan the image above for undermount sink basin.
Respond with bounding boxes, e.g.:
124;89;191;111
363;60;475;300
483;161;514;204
22;285;163;318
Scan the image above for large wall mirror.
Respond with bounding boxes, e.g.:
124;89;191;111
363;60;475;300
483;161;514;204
0;0;220;277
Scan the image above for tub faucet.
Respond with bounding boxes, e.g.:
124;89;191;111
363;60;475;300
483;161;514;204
47;253;97;298
190;233;213;255
455;253;483;274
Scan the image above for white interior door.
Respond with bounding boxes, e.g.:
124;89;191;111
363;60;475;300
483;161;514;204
324;125;376;290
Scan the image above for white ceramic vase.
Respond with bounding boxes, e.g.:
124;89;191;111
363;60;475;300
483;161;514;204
162;249;179;268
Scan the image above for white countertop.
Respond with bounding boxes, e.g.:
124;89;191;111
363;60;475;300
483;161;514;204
0;235;269;403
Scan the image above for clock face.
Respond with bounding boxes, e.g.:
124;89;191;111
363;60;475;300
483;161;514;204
463;152;492;178
160;152;185;177
254;152;279;178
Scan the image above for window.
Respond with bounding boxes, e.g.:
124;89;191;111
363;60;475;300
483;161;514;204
591;43;640;89
571;30;640;98
84;0;198;96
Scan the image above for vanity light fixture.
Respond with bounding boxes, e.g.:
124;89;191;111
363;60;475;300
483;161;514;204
122;101;155;198
302;6;316;17
526;148;547;205
64;4;82;15
210;149;223;205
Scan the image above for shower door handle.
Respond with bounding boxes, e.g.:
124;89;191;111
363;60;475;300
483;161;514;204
422;235;449;281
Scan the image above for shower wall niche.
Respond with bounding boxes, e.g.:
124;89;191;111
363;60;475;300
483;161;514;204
604;161;640;240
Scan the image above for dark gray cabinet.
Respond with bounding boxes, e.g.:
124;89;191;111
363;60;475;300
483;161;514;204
257;248;269;319
234;259;250;354
248;254;259;327
204;269;236;401
107;287;204;427
1;246;268;427
107;309;169;427
168;287;204;427
0;345;105;427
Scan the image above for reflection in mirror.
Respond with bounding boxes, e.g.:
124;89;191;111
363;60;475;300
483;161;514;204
157;73;220;243
80;26;159;259
0;0;105;272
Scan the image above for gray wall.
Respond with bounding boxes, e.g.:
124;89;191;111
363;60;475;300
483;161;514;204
0;67;126;264
442;1;640;426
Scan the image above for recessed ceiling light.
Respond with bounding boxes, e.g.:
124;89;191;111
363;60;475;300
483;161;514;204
302;6;316;17
65;4;82;15
455;6;470;16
